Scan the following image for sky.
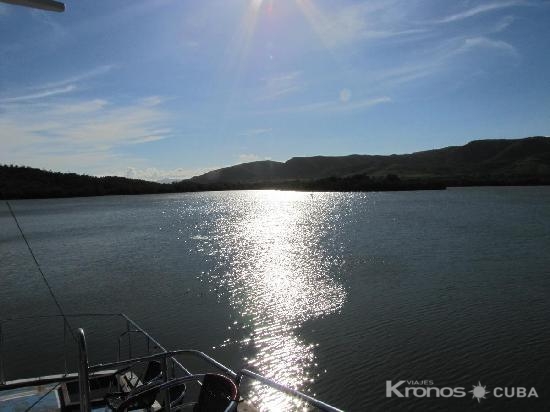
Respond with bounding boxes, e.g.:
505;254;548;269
1;0;549;181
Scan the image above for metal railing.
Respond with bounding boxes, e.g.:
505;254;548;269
0;313;188;385
85;350;343;412
2;313;344;412
77;328;91;412
236;369;343;412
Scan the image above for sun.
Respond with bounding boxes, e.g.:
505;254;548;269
469;382;489;403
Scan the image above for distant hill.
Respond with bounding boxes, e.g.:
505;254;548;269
192;136;550;184
0;166;172;199
2;137;549;199
0;164;446;199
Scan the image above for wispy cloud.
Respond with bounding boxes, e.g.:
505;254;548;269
371;62;442;88
0;96;171;173
259;71;304;101
290;0;527;100
36;65;114;90
122;166;212;182
491;15;516;33
139;95;165;107
0;64;175;175
366;36;520;93
457;36;518;57
297;0;427;47
48;99;109;115
435;1;527;24
237;153;271;163
0;85;76;103
1;65;114;104
239;128;273;137
263;96;391;115
299;96;392;113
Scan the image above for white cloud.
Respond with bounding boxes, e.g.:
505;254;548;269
0;65;176;176
371;62;441;88
295;0;526;88
36;65;114;90
259;71;304;101
310;96;392;113
140;95;164;107
1;65;114;103
237;153;270;163
286;0;528;101
122;166;213;182
458;36;518;57
239;128;272;137
297;0;427;48
364;31;521;92
435;1;527;24
262;96;391;115
0;85;76;103
491;15;516;33
0;96;171;174
49;99;109;114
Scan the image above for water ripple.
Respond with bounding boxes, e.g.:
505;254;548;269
193;191;347;410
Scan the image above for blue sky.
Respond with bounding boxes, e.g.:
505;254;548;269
1;0;549;181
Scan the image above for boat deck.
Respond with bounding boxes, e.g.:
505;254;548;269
0;384;62;411
0;314;342;412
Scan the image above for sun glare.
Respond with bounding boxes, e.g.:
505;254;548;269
252;0;264;9
199;191;346;410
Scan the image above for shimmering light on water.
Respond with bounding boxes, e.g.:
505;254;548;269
4;188;550;411
196;191;346;410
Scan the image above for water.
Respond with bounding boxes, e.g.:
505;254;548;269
1;187;550;411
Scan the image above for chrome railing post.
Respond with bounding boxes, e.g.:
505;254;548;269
63;319;68;375
161;355;171;412
77;328;91;412
126;320;132;359
117;335;122;361
120;314;191;376
0;322;5;385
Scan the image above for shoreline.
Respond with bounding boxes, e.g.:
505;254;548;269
4;182;550;201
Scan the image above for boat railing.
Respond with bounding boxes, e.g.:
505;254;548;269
235;369;342;412
2;313;344;412
84;349;343;412
0;313;188;385
77;328;91;412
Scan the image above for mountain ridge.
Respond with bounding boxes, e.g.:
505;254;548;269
2;136;550;199
191;136;550;183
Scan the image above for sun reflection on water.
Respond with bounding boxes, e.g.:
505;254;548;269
197;191;346;410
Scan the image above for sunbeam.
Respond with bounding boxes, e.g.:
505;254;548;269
295;0;337;49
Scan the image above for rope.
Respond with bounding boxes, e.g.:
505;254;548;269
5;201;75;340
23;383;61;412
